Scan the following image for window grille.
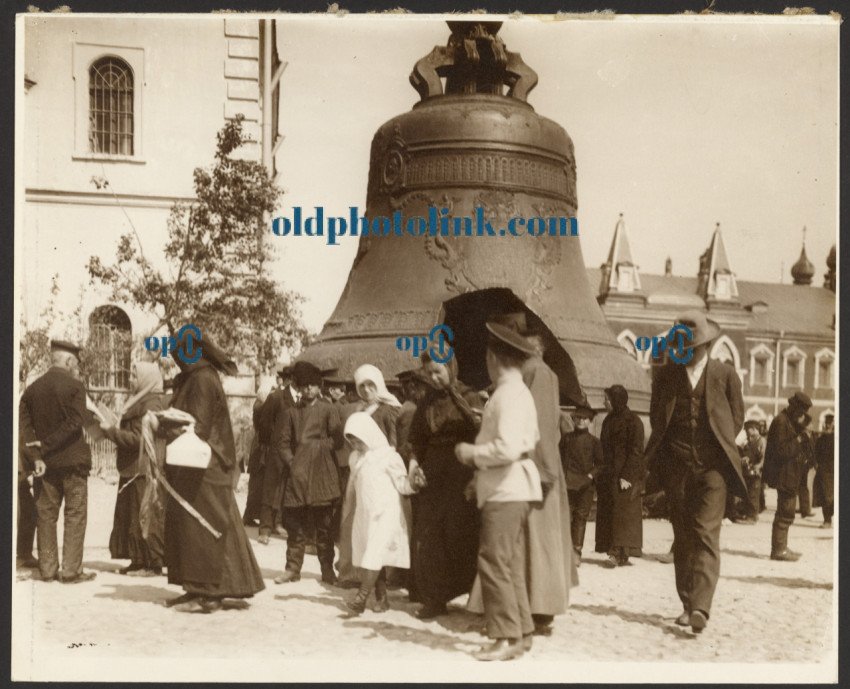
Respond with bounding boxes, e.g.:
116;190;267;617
89;57;134;155
87;306;132;390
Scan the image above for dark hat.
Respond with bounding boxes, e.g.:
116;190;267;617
824;413;834;423
604;384;629;411
485;321;537;357
787;391;812;411
278;365;294;378
675;310;721;348
743;420;761;431
50;339;82;356
489;311;542;336
292;361;323;388
398;367;433;387
571;405;596;420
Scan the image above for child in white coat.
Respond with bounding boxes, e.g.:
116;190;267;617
342;412;423;614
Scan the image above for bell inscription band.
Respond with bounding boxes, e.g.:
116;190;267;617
300;20;650;410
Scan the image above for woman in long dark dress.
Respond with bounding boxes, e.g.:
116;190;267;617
595;384;645;567
159;332;265;612
408;352;483;618
103;361;165;576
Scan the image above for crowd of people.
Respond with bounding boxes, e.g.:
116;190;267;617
16;309;835;661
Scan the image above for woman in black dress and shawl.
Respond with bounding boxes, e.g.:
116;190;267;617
408;352;484;618
158;329;265;612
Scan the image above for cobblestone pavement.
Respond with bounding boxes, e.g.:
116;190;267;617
13;477;836;682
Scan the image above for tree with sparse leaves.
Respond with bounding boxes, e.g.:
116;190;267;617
88;116;308;371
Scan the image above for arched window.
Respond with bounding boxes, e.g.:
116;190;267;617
782;345;807;389
89;57;134;156
87;305;132;389
617;329;640;361
814;348;835;390
749;343;775;387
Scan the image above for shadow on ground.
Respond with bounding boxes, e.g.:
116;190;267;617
720;548;769;560
570;603;694;640
342;619;474;654
93;583;174;604
723;575;832;591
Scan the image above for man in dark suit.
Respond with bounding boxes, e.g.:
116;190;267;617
763;392;814;561
645;312;745;635
19;340;96;583
257;365;299;544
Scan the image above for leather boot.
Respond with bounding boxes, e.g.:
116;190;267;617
371;571;389;613
346;569;379;615
771;521;787;557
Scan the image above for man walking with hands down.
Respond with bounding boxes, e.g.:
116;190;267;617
454;321;542;662
644;312;746;635
763;392;815;561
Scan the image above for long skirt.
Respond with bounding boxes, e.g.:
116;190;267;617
595;478;643;553
165;468;265;598
412;483;479;606
110;476;164;568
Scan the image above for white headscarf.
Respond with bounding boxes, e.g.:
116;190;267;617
344;412;390;452
353;364;402;409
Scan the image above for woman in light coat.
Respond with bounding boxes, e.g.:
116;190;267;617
342;412;420;614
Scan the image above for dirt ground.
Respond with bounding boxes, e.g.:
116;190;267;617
12;476;836;683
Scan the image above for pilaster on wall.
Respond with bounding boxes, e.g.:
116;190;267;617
224;17;261;162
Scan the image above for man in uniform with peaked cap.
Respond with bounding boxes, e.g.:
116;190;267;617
19;340;97;583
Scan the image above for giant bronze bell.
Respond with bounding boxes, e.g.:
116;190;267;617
300;21;650;410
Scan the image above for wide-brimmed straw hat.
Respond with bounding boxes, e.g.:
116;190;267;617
485;321;538;356
676;310;721;348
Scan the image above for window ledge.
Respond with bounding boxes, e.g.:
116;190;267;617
73;154;146;165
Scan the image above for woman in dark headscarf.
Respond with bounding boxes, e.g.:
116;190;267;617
102;360;165;576
596;384;645;567
157;328;265;612
407;352;484;618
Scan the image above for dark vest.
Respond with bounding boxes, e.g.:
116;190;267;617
666;365;725;470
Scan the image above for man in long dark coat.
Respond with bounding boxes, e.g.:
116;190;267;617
645;312;746;635
242;380;274;526
273;361;342;585
763;392;815;560
597;385;644;567
561;405;602;565
19;340;96;583
813;414;834;528
257;366;298;544
487;312;576;637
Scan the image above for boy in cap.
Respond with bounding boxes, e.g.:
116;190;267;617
763;392;815;560
561;406;602;565
273;361;343;584
19;340;96;583
454;322;542;661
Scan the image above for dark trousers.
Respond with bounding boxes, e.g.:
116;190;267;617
797;470;812;515
743;476;761;520
667;467;726;617
478;501;533;640
284;503;336;575
34;466;88;579
772;489;797;554
259;460;284;536
759;482;766;512
242;466;265;524
567;485;594;553
17;479;37;557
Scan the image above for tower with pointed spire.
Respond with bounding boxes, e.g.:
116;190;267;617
697;223;739;306
598;213;643;302
790;227;816;286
